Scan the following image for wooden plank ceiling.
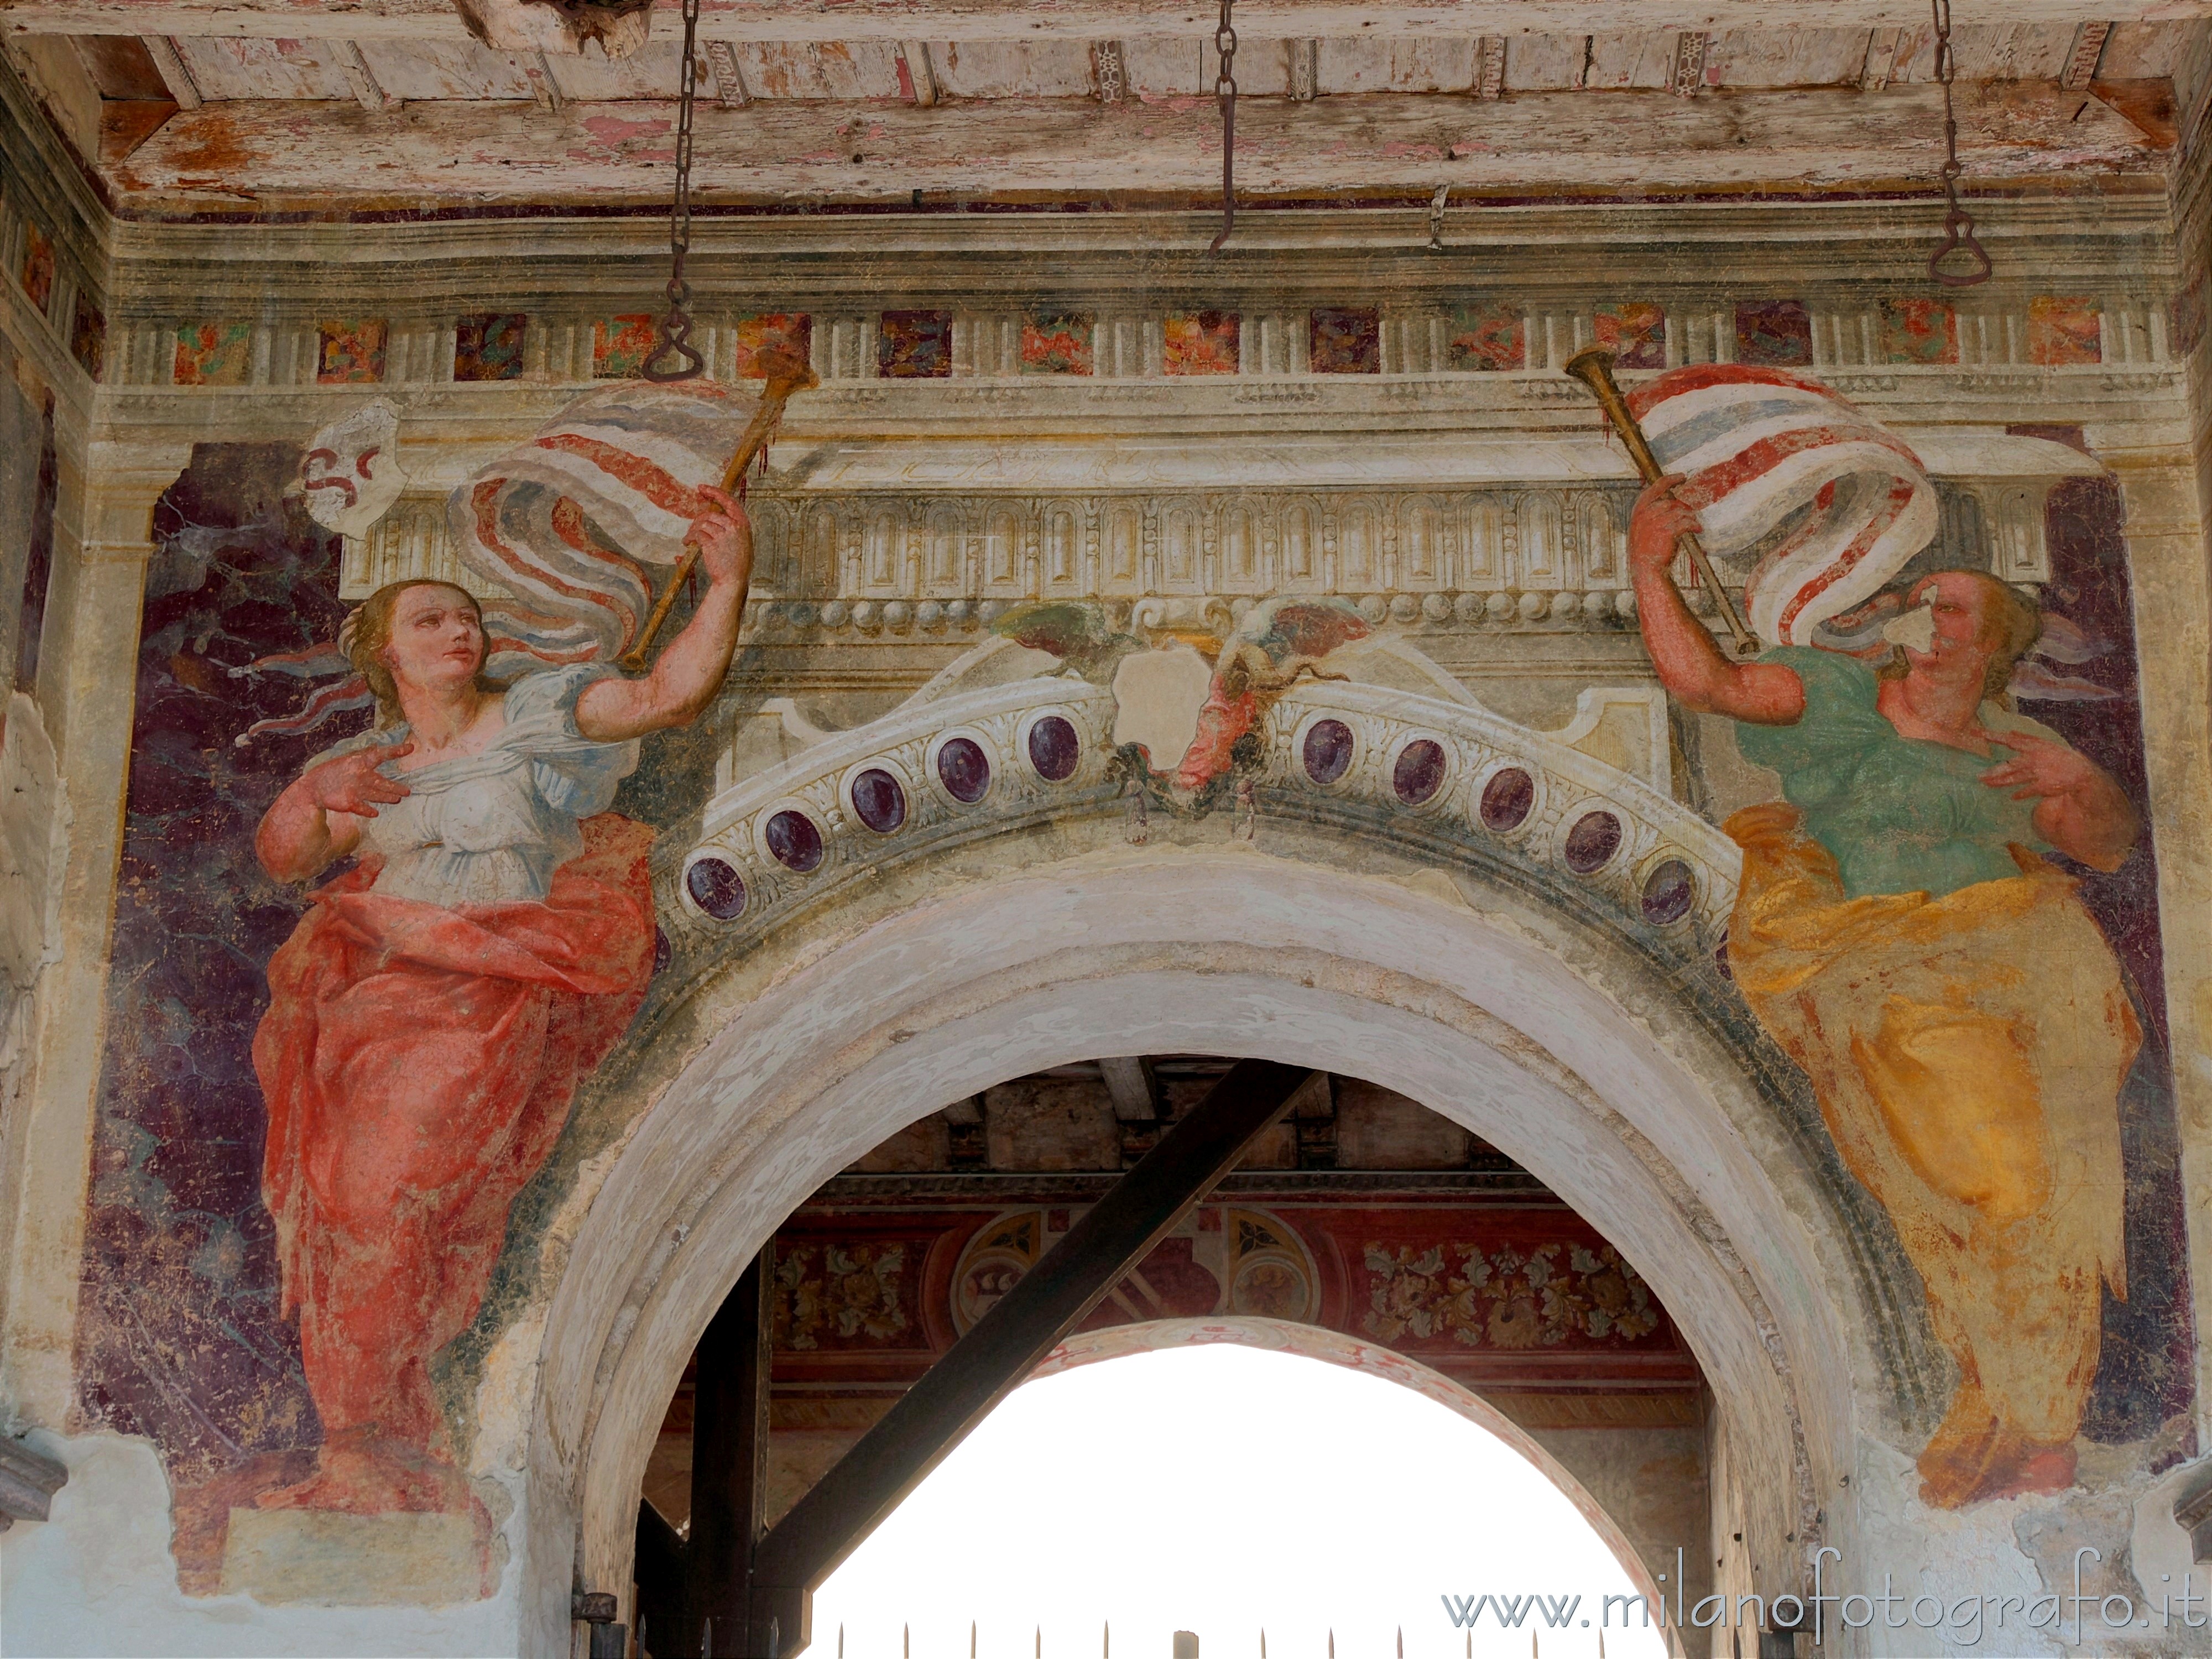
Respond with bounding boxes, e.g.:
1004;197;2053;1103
2;0;2199;216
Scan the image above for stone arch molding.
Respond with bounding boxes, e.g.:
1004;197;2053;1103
495;679;1963;1655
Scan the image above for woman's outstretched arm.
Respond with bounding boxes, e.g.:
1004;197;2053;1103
575;486;752;743
255;740;415;883
1629;476;1805;726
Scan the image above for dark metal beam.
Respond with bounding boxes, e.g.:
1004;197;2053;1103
634;1499;687;1657
688;1246;775;1658
633;1245;774;1659
742;1058;1316;1657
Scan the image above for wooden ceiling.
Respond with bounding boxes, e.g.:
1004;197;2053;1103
3;1;2202;217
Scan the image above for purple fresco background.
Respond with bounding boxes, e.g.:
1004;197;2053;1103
2022;472;2194;1442
74;444;352;1485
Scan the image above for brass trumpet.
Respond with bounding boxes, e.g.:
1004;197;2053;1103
1563;346;1760;659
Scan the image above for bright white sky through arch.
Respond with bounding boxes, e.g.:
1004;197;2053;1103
811;1344;1671;1659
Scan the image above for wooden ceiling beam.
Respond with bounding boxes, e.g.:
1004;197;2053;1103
4;0;2204;44
98;80;2168;213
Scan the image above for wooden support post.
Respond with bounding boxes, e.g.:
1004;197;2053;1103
741;1059;1316;1657
635;1245;773;1659
634;1499;687;1656
689;1246;775;1658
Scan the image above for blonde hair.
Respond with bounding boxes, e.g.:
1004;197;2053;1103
1876;569;2043;701
345;580;502;727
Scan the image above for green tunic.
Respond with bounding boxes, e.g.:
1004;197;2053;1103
1735;645;2051;901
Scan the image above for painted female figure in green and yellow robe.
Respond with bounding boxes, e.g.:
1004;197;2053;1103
1629;478;2141;1509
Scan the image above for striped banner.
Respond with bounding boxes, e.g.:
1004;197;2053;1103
1626;364;1938;647
448;380;755;663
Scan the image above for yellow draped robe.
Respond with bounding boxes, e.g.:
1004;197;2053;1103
1725;801;2137;1505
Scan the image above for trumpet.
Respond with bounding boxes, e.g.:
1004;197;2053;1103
1563;346;1759;659
617;346;820;674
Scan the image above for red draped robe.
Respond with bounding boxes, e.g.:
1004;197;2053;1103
252;815;655;1457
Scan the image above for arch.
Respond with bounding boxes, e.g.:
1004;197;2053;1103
1337;499;1378;589
1162;503;1199;588
1579;491;1625;588
800;505;841;594
1104;503;1141;587
1401;495;1447;586
924;504;962;589
1463;494;1504;589
1043;503;1080;589
1280;499;1317;586
1029;1316;1665;1611
864;507;899;590
1221;501;1260;589
745;499;792;592
1516;491;1563;589
983;508;1020;589
516;846;1916;1653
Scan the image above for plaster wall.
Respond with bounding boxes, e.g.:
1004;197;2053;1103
1;40;2210;1655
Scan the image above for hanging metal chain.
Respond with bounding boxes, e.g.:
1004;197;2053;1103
1206;0;1238;253
642;0;707;380
1927;0;1992;288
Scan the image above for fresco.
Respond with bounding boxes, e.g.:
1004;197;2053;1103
62;324;2193;1613
77;393;758;1588
1619;365;2187;1506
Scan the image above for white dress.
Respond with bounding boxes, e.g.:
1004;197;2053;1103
314;664;640;907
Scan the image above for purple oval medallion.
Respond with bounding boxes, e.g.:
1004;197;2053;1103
1027;716;1081;782
1392;739;1447;806
685;857;748;920
1564;810;1623;874
765;810;825;873
1302;719;1354;785
1640;858;1695;925
1479;768;1535;832
851;768;907;834
936;737;992;804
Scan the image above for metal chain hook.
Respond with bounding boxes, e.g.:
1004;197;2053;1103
1207;0;1238;254
1927;0;1992;288
643;0;707;380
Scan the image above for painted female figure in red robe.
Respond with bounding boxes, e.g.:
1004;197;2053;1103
250;488;750;1515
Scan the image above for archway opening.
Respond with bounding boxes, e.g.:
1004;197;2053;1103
813;1337;1671;1659
632;1057;1713;1657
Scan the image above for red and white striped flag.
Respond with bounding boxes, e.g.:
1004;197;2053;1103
1626;364;1938;647
448;380;754;665
236;383;753;744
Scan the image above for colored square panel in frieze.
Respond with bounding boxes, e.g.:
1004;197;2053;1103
174;322;253;387
19;225;54;315
70;294;105;382
593;313;658;379
1447;304;1525;372
2028;296;2104;366
2170;275;2206;359
455;312;528;383
1020;312;1094;375
1593;302;1666;370
1880;297;1959;365
1164;311;1239;375
316;319;388;385
878;309;954;379
1734;300;1813;368
734;312;812;378
1310;306;1381;374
